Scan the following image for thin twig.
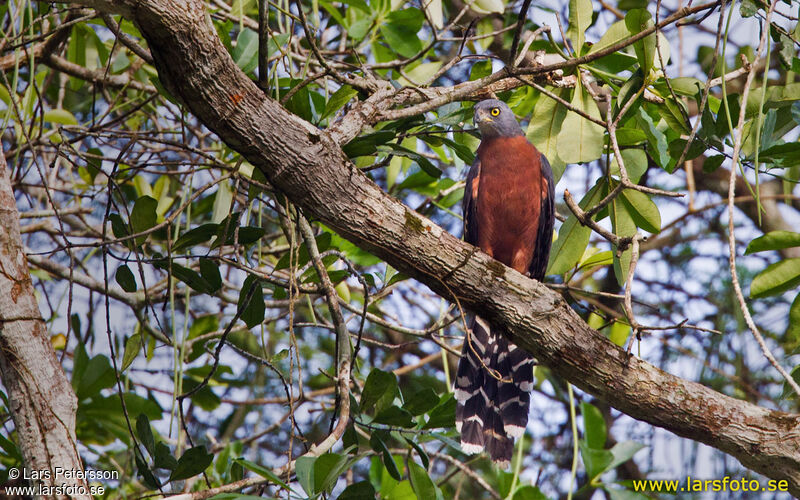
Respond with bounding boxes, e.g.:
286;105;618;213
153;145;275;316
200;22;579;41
725;0;800;397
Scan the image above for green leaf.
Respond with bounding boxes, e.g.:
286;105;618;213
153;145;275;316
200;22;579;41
43;109;78;126
321;85;359;121
152;258;216;294
625;9;656;76
579;442;613;480
168;446;214;482
606;441;645;472
296;455;320;496
233;28;258;74
557;83;605;164
615;128;647;146
587;20;629;55
787;292;800;342
135;452;160;489
360;368;398;413
233;458;293;492
610;148;647;183
135;414;155;456
750;258;800;298
154;442;178;470
109;213;129;241
380;9;424;58
238;275;265;328
338;480;377;499
512;485;549;500
548;180;605;275
422;393;455;429
199;258;222;292
669;77;703;96
130;196;158;245
212;180;234;224
746;231;800;254
610;191;637;286
619;189;660;233
374;406;415;427
580;402;606;449
369;432;401;481
121;333;142;372
314;453;353;495
470;60;493;81
527;88;567;182
76;354;116;400
403;436;430;469
740;0;758;17
173;223;219;253
379;143;442;178
567;0;593;55
637;109;670;170
408;460;437;499
758;142;800;168
402;387;439;416
342;130;396;158
115;264;137;292
703;154;725;173
578;250;613;271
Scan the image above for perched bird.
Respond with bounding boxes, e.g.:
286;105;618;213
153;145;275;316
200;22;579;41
454;99;555;467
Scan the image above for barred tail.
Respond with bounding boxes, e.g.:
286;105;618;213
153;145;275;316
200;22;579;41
454;316;534;468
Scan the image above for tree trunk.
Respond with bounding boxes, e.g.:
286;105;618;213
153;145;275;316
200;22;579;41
43;0;800;496
0;151;88;498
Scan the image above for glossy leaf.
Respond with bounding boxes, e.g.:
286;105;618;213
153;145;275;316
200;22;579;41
527;88;567;181
557;83;605;164
380;9;424;58
321;85;358;121
115;265;137;292
610;148;648;183
369;432;401;481
746;231;800;254
130;196;158;245
168;446;213;482
567;0;593;54
548;180;605;275
121;333;142;372
402;387;439;416
338;480;377;499
135;414;155;456
408;460;437;499
587;20;629;55
237;275;265;327
619;189;661;233
233;458;293;492
611;192;637;285
750;258;800;298
581;402;607;449
43;108;78;126
360;368;398;414
625;9;656;76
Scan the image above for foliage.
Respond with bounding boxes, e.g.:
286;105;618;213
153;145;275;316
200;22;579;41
1;0;799;498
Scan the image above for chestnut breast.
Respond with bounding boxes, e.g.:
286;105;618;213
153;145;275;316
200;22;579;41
474;136;545;273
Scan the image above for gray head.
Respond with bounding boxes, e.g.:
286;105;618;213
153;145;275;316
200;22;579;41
473;99;523;139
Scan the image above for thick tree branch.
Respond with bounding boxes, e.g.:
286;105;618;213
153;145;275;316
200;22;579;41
57;0;800;495
0;147;88;498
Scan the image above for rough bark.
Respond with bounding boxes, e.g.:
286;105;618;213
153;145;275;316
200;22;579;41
52;0;800;495
0;151;88;497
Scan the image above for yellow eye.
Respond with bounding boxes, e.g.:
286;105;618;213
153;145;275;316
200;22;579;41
490;107;501;117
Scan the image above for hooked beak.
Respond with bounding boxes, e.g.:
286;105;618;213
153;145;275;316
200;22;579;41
474;108;493;125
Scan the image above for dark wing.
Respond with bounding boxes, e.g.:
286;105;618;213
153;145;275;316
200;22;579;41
462;157;481;246
528;153;555;281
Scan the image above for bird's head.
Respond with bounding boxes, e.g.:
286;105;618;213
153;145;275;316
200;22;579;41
473;99;524;139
